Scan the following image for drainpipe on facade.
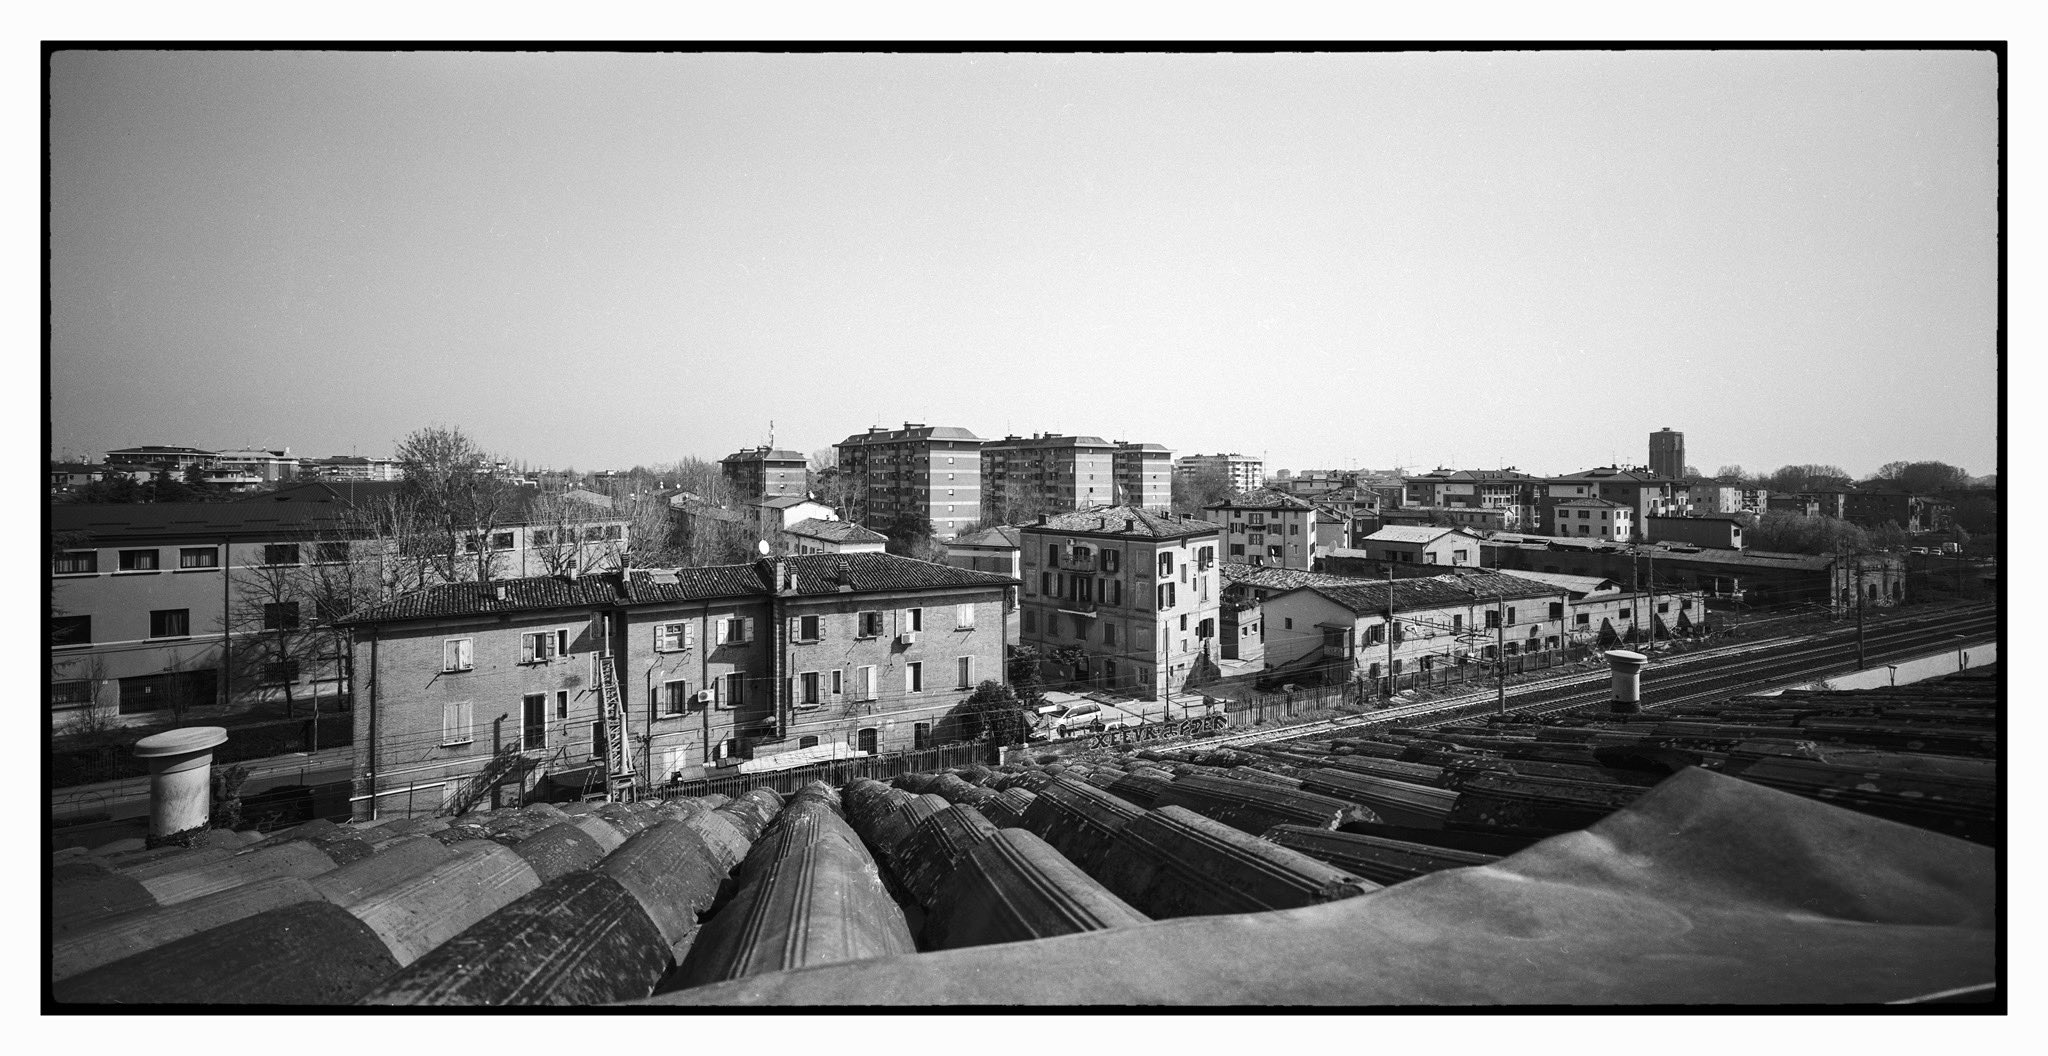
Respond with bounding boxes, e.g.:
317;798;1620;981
221;533;232;708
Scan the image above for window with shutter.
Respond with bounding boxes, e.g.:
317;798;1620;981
957;655;974;688
906;608;922;631
443;639;474;672
831;670;843;696
954;603;974;628
906;662;923;692
441;700;473;746
855;665;876;701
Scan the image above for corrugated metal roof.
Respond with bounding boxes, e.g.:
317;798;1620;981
1490;569;1621;596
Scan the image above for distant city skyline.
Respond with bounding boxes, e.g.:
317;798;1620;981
48;50;2000;483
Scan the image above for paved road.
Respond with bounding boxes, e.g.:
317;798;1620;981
49;744;356;824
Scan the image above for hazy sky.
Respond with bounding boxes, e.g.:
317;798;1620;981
47;49;2000;479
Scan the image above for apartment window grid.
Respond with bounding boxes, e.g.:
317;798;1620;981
54;551;98;575
118;549;160;572
148;609;190;639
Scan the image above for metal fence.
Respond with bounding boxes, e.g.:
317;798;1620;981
655;741;987;801
1215;642;1617;725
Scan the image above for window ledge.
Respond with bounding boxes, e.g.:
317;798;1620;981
173;567;221;574
114;570;163;576
51;643;92;651
52;571;99;578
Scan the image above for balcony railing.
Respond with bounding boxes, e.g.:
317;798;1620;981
1058;597;1100;616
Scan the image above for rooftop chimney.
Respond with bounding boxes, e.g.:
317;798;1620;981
1606;649;1649;714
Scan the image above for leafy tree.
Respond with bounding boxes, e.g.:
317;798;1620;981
1764;464;1852;494
1744;510;1871;555
1713;465;1750;484
1007;642;1086;703
1869;460;1971;495
1171;465;1234;517
958;680;1031;744
1869;521;1910;551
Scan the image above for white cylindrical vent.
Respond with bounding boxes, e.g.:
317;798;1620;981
1605;650;1650;714
133;727;229;837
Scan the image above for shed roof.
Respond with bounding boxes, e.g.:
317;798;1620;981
1286;570;1566;616
1361;526;1481;545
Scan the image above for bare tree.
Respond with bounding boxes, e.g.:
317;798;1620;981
524;485;614;575
394;425;522;583
224;553;322;715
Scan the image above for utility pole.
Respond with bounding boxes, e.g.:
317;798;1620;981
1855;556;1867;668
1385;565;1396;700
1495;593;1507;715
1645;547;1656;649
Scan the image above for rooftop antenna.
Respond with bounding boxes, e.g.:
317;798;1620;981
768;420;774;448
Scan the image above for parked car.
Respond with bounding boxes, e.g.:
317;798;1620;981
1032;701;1141;739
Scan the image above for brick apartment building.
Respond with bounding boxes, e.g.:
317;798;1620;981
1201;492;1348;569
719;446;808;502
1538;467;1681;537
834;423;985;541
1174;453;1264;494
48;491;632;731
1018;506;1224;702
340;554;1017;818
1111;441;1173;511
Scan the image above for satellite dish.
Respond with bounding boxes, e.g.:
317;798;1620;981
757;539;771;556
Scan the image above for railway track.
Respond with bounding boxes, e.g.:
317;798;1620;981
1190;605;1997;750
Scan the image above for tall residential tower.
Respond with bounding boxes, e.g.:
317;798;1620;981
1649;428;1686;481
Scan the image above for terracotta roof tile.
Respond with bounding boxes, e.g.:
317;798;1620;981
783;518;888;544
1022;505;1223;540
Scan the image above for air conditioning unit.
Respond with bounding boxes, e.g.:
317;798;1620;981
897;632;918;646
694;690;716;705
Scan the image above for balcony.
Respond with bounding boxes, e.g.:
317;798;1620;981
1057;597;1099;616
1063;553;1098;573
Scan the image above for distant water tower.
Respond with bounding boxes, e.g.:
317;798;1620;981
1649;428;1685;480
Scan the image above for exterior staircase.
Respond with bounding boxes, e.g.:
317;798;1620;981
598;655;638;802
